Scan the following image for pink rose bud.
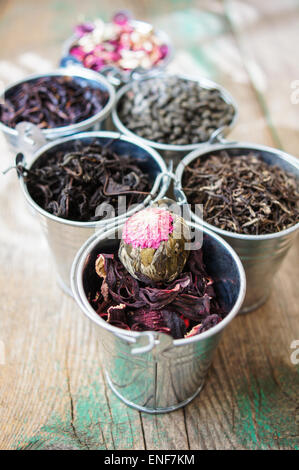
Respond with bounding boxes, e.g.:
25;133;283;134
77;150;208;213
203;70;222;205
159;44;169;59
70;46;86;61
74;22;95;37
113;11;130;26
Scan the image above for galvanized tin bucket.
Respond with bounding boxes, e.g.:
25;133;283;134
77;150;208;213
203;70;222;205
17;131;170;295
0;67;115;152
175;142;299;313
112;73;238;165
60;19;173;87
71;221;246;413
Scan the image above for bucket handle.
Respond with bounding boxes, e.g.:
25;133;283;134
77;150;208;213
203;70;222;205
15;122;47;164
148;162;173;206
2;123;46;175
91;165;173;233
114;330;156;355
208;128;238;146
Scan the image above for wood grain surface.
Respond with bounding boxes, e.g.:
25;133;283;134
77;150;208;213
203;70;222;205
0;0;298;450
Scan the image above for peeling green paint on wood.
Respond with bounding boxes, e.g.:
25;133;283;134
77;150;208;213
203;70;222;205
234;366;299;450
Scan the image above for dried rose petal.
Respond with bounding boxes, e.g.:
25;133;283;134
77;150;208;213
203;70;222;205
69;46;86;61
69;13;169;72
75;22;95;37
159;44;169;59
113;11;130;26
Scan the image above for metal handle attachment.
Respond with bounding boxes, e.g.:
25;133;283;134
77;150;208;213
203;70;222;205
130;332;156;355
16;122;47;164
114;330;156;355
208;127;238;146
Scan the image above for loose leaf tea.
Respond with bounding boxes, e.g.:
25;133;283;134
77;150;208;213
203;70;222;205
18;140;151;222
182;151;299;235
0;76;109;129
88;248;226;339
118;76;235;145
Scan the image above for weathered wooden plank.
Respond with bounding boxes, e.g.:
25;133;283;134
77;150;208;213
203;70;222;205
0;0;298;450
224;0;299;156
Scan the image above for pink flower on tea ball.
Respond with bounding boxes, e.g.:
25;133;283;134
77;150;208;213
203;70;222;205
119;206;191;283
122;207;174;250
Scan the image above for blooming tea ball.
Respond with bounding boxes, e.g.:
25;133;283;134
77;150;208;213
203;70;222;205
118;207;191;283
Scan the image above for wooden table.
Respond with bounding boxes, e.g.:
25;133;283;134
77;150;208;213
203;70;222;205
0;0;298;450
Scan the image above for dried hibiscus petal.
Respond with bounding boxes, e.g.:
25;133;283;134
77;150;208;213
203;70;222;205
198;314;222;333
185;324;202;338
172;293;210;321
88;248;228;339
162;310;186;339
107;303;127;323
109;320;131;330
131;309;166;331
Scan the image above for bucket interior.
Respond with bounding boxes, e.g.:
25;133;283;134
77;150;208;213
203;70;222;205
29;136;163;179
182;146;299;179
180;145;299;237
24;135;165;222
3;75;110;129
81;230;242;326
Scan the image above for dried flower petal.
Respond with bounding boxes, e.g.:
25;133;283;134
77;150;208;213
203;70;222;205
107;303;127;323
69;12;169;72
109;320;131;330
88;248;228;339
113;11;130;26
198;314;222;333
75;22;95;37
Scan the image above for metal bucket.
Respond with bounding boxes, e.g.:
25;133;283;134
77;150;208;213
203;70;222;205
0;67;115;152
175;142;299;313
60;19;173;87
112;73;238;165
18;131;170;295
71;221;246;413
